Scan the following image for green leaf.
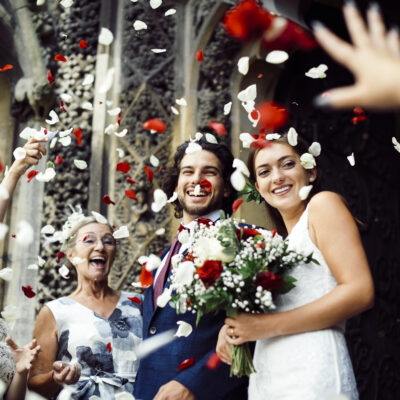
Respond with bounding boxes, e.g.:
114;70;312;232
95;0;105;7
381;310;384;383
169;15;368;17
47;161;55;169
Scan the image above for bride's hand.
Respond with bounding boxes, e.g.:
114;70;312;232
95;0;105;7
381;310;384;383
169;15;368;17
216;325;232;364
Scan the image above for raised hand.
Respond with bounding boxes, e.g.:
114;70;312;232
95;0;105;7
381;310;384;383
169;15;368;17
313;2;400;110
6;337;41;374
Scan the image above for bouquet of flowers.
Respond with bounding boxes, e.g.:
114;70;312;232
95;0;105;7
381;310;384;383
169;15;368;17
169;214;317;377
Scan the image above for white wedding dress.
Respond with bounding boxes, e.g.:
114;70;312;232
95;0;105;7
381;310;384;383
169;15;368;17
249;207;359;400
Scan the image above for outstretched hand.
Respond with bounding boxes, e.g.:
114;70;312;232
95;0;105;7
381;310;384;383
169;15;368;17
6;337;41;374
313;2;400;110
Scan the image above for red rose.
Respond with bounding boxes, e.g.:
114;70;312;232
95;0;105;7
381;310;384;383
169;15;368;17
196;260;223;288
238;227;261;241
255;271;283;292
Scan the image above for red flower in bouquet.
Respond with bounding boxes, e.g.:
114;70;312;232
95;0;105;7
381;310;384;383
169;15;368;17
224;0;272;41
255;270;283;292
238;227;261;241
197;260;223;288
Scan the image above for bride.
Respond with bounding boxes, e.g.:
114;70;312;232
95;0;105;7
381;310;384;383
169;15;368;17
216;134;374;399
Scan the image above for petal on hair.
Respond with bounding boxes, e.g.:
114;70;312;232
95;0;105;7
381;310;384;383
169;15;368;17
308;142;321;157
185;142;202;154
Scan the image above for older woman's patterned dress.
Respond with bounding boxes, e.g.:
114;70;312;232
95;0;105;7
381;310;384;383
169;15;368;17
46;291;143;399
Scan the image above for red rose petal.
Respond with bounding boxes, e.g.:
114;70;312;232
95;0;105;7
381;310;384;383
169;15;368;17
250;109;259;120
125;189;137;201
102;195;115;205
128;296;141;304
199;179;212;193
116;161;131;173
0;160;4;174
27;170;39;183
195;50;204;62
54;54;67;62
142;118;166;133
126;177;136;185
57;251;65;261
47;70;55;85
140;264;153;287
352;115;366;125
0;64;13;72
353;107;365;115
106;342;112;353
21;285;36;298
158;166;163;174
232;199;244;212
257;73;263;78
206;352;221;370
73;128;83;146
178;358;195;371
256;101;288;131
209;121;227;135
144;166;154;183
271;229;277;237
79;39;88;49
55;155;63;165
60;100;67;113
11;234;16;238
118;112;122;126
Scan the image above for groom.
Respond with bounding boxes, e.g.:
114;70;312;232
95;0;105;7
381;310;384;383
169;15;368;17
134;136;248;400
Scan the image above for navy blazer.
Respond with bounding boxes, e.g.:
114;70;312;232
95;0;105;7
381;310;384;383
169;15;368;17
134;240;249;400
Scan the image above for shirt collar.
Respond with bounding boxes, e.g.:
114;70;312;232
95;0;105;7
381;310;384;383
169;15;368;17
182;209;222;231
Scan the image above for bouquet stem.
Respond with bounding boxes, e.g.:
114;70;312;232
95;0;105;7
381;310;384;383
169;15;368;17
230;343;256;378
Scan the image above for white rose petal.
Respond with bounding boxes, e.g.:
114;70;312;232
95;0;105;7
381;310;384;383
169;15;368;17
239;132;255;148
0;185;10;200
72;257;85;266
171;106;179;115
0;223;9;240
27;264;38;270
305;64;328;79
115;392;135;400
151;49;166;53
36;168;56;182
108;107;121;116
0;267;13;281
175;321;193;337
347;153;355;166
81;101;93;111
100;67;115;93
38;256;46;266
308;142;321;157
59;265;70;279
59;136;71;146
155;228;165;235
392;137;400;153
300;153;316;169
150;0;162;9
185;142;202;154
1;305;19;322
133;20;147;31
116;148;125;158
287;127;298;146
299;185;313;200
19;127;39;140
157;288;172;308
230;169;246;191
59;128;73;137
174;261;195;286
145;254;161;271
266;50;289;64
82;74;94;86
98;27;114;46
151;189;168;212
37;0;45;6
60;0;73;8
237;56;249;75
41;225;55;235
134;329;175;359
167;192;178;203
232;159;250;177
113;226;130;239
150;155;159;167
165;8;176;16
45;110;59;125
74;160;87;170
194;132;203;141
193;184;201;196
248;108;259;127
13;147;26;160
205;133;218;144
60;93;72;103
15;220;34;246
91;211;108;224
176;97;187;106
114;129;128;138
177;229;189;244
105;123;119;135
237;84;257;102
138;256;148;265
266;133;281;140
223;101;232;115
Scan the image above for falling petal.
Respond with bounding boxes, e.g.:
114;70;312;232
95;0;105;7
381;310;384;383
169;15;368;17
287;127;298;146
347;153;355;166
100;67;115;93
155;228;165;235
205;133;218;144
143;118;166;133
45;110;59;125
103;195;115;205
114;129;128;137
185;142;202;154
79;39;88;48
60;0;74;7
237;56;249;75
299;185;313;200
115;392;135;400
165;9;176;16
113;226;129;239
108;107;121;116
0;64;13;72
27;170;39;183
150;155;159;167
98;27;114;45
135;329;176;359
150;0;162;9
81;101;93;111
73;128;83;146
392;137;400;153
308;142;321;157
175;321;193;337
116;161;131;173
125;189;137;200
232;158;250;177
47;70;55;85
151;189;168;212
116;148;125;158
144;166;154;183
265;50;289;64
59;265;70;279
232;199;244;212
230;169;246;191
305;64;328;79
176;97;187;106
167;192;178;203
239;132;255;148
13;147;26;161
209;121;227;135
145;254;162;271
195;50;204;62
266;133;281;140
171;106;179;115
54;54;67;62
59;136;71;146
82;74;94;86
91;211;108;224
27;264;38;270
157;287;172;308
36;168;56;182
223;102;232;115
237;84;257;103
300;153;316;169
0;223;9;240
133;20;147;31
0;268;13;281
21;285;36;298
74;160;87;170
151;49;167;53
178;358;195;371
41;225;55;235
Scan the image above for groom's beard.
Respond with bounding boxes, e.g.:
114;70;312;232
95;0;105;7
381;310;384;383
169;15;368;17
178;191;224;220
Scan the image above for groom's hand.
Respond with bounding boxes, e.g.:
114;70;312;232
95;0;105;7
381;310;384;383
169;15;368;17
153;380;195;400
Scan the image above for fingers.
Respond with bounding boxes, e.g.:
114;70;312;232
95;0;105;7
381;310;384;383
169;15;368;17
343;1;371;48
314;85;365;109
387;28;400;57
5;337;18;350
367;3;387;52
53;365;70;384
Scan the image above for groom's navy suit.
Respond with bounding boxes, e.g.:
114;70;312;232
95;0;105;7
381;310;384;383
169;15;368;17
134;213;248;400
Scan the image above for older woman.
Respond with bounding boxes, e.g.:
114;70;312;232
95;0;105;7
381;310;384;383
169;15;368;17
217;134;374;399
28;214;142;399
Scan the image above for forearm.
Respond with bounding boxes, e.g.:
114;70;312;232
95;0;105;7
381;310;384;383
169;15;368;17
28;370;62;398
5;371;28;400
0;170;20;222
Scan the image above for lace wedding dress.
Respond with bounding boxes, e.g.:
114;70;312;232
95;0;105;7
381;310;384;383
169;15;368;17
0;318;15;387
248;207;359;400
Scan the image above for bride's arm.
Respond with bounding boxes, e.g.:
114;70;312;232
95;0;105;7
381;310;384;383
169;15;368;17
222;191;374;345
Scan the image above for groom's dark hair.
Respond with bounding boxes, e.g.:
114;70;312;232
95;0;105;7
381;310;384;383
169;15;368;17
161;135;237;218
